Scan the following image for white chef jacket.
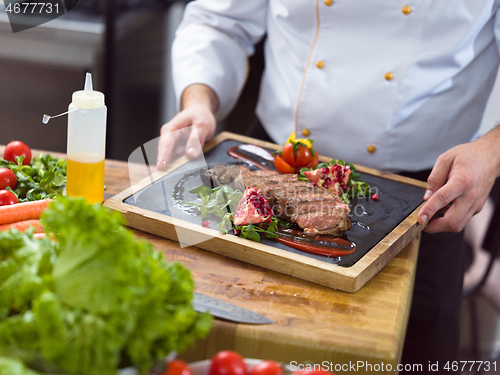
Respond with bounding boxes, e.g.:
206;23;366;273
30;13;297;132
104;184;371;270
172;0;500;172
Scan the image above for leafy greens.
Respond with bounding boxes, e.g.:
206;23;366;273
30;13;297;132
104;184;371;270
181;184;279;242
0;154;67;202
0;197;211;375
180;184;242;220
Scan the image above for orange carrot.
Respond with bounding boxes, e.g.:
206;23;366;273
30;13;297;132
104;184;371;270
0;199;52;225
0;219;44;233
34;232;56;241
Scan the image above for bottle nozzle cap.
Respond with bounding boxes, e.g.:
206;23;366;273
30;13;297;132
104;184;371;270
72;72;104;108
84;72;93;92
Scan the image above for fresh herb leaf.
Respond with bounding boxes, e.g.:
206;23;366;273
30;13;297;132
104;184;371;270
182;184;243;220
217;212;280;242
217;212;234;234
0;154;67;203
234;217;280;242
187;185;212;204
277;218;294;228
239;224;261;242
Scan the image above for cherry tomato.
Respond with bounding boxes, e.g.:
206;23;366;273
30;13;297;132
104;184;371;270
295;145;312;168
0;168;17;190
281;142;296;167
0;190;19;206
249;361;283;375
159;359;193;375
3;141;32;165
274;155;296;174
209;350;247;375
305;152;319;169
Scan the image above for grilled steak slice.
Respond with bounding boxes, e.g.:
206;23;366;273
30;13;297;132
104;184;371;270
257;180;311;203
200;165;228;187
218;165;250;190
200;166;351;236
242;170;278;177
268;185;338;218
264;183;351;235
243;174;298;191
297;208;351;236
287;198;346;219
291;199;351;236
201;165;250;189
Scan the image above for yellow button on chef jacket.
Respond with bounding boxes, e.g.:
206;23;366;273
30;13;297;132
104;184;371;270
171;0;500;172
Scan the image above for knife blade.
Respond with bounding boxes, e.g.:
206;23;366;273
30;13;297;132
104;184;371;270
192;293;274;324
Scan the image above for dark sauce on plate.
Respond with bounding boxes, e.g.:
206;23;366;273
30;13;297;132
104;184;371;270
277;227;356;257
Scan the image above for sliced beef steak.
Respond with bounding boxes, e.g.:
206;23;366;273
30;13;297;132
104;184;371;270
244;173;351;236
294;201;351;236
200;165;351;236
201;165;250;189
243;173;297;188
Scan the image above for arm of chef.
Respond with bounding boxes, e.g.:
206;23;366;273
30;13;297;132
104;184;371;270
172;0;268;120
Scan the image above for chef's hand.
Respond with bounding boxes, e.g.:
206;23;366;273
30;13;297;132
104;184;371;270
418;127;500;233
157;84;218;170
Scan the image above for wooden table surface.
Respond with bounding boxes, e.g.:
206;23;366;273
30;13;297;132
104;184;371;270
1;146;419;374
103;156;419;374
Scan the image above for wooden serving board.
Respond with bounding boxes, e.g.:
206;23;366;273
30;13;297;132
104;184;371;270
104;132;427;292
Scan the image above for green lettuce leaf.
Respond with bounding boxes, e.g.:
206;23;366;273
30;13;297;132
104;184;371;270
0;197;211;375
0;357;42;375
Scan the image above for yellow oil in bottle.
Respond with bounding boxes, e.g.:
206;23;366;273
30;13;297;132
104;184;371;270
66;153;105;204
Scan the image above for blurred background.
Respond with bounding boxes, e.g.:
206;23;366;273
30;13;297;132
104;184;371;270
0;0;262;161
2;0;500;368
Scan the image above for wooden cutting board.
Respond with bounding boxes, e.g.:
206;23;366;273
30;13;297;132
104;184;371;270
104;132;426;292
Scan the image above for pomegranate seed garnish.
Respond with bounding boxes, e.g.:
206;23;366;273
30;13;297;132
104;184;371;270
202;220;210;227
371;193;379;201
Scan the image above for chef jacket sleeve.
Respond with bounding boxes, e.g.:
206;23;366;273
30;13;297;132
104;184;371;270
171;0;268;119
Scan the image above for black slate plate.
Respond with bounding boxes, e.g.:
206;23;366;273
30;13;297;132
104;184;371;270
124;140;425;267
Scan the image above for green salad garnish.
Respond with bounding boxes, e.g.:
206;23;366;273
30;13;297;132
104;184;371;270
0;197;211;375
217;212;279;242
0;154;67;202
181;184;279;242
180;184;242;220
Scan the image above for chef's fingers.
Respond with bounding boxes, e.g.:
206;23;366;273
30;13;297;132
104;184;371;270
418;167;488;233
157;114;193;169
419;137;500;232
422;194;475;233
423;152;454;201
174;144;185;156
417;175;465;229
184;114;216;159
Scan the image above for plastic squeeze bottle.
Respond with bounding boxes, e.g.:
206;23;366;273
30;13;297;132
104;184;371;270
66;73;107;204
